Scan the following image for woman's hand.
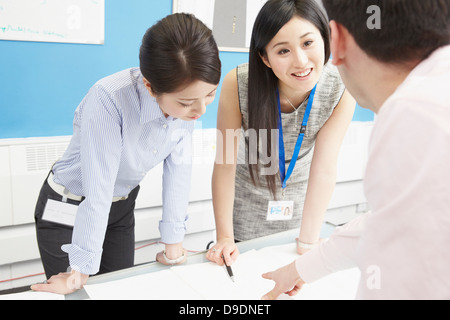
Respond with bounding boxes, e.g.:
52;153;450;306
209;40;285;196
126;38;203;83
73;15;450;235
31;270;89;295
156;242;187;266
206;237;239;266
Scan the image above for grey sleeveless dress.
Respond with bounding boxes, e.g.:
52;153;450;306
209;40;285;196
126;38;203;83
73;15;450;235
233;62;345;241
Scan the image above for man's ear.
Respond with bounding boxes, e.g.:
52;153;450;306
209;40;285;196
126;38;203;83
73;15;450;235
329;20;345;66
143;77;156;97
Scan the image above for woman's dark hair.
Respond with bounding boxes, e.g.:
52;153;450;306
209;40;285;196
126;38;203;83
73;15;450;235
322;0;450;64
247;0;331;198
139;13;221;95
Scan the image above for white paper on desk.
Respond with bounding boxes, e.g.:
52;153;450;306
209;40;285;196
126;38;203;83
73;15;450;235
0;291;64;300
291;268;360;300
170;247;300;300
83;243;361;300
257;243;361;300
83;269;202;300
171;250;271;300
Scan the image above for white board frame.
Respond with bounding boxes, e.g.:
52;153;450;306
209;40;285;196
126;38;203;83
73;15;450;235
0;0;105;45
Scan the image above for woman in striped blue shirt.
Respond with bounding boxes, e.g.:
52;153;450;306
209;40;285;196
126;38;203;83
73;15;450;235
31;13;221;295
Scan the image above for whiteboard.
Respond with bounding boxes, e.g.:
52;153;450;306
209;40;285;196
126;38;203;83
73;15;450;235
0;0;104;45
173;0;267;52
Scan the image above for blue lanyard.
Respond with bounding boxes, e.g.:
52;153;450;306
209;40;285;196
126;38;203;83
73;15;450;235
277;84;317;190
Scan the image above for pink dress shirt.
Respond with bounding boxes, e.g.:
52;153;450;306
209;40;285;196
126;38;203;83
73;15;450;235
295;45;450;299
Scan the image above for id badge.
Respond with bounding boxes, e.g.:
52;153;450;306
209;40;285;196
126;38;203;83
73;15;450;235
267;201;294;221
42;199;78;227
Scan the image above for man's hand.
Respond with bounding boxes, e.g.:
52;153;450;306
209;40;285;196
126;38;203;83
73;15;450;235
261;261;305;300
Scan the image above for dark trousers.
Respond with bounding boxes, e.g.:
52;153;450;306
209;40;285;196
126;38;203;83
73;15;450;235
34;177;140;279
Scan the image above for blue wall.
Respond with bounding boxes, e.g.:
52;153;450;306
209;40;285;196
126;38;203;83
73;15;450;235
0;0;372;140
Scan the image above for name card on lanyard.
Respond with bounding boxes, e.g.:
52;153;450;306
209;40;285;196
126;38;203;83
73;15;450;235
266;84;318;221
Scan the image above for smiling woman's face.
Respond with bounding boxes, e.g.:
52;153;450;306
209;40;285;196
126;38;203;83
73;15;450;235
261;16;325;95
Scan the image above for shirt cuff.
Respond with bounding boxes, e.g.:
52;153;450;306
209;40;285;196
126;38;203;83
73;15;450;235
158;219;188;244
61;243;103;275
295;245;334;283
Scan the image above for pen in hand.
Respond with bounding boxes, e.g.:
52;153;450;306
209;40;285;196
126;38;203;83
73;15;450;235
223;255;235;282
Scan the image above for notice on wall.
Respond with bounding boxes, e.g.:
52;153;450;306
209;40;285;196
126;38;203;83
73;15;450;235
173;0;267;52
0;0;104;45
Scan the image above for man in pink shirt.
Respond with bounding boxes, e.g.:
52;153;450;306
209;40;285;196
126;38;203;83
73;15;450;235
262;0;450;299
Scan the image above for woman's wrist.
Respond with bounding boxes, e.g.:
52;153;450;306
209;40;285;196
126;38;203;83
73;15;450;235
217;235;235;244
157;243;187;266
297;240;318;249
296;237;319;249
162;249;186;265
164;243;184;260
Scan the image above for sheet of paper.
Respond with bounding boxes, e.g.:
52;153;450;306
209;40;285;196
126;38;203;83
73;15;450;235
82;243;361;300
257;243;361;300
0;291;64;300
171;249;275;300
290;268;360;300
170;244;300;300
83;269;202;300
172;243;360;300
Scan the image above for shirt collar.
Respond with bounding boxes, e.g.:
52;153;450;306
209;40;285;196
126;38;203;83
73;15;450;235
137;72;166;124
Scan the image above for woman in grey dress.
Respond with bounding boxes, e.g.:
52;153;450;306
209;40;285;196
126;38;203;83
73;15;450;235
207;0;355;267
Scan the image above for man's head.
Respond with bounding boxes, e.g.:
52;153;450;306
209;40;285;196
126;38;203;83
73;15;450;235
321;0;450;111
322;0;450;64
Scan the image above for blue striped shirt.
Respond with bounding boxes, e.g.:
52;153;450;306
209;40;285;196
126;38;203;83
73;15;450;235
52;68;194;275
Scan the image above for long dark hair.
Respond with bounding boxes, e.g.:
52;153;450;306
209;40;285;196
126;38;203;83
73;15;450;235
247;0;330;198
139;13;221;95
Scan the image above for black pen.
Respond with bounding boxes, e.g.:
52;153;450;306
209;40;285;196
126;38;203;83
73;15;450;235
223;256;235;282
